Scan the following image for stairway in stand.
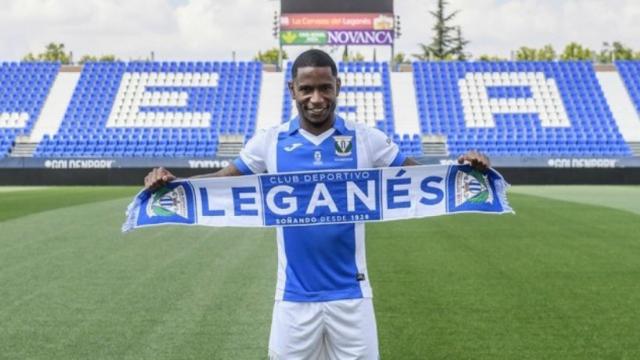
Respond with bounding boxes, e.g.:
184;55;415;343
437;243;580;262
9;136;38;157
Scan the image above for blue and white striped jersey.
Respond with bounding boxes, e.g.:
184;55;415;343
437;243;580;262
233;116;406;302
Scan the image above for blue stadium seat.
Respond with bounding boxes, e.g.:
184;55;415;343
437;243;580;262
33;61;262;158
616;61;640;121
0;62;59;158
412;61;631;156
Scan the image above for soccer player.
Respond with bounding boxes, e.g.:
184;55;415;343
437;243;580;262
144;49;489;359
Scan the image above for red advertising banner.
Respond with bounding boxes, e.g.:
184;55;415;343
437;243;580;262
280;13;394;31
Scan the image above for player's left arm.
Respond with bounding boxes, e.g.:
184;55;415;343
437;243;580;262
401;151;490;172
366;127;490;171
401;157;420;166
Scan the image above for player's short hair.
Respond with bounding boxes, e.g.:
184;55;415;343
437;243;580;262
291;49;338;79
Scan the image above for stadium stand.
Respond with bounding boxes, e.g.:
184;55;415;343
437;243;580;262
615;61;640;117
0;62;59;158
2;60;637;159
413;61;632;156
33;61;261;158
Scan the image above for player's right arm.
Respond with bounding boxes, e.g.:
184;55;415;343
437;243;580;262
144;128;269;190
143;164;243;191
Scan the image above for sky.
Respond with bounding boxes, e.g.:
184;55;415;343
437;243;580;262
0;0;638;62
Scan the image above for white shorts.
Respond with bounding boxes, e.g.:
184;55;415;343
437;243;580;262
268;298;379;360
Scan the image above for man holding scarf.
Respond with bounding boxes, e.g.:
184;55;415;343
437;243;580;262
144;49;489;359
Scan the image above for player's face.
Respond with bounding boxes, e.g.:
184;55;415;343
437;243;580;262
289;66;341;131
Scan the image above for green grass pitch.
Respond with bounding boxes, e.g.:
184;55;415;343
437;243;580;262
1;186;639;359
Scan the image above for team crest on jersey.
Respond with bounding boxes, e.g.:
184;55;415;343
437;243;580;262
313;150;323;165
454;169;493;207
333;136;353;156
146;185;189;219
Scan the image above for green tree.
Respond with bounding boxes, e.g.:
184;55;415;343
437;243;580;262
350;53;365;61
340;47;365;62
611;41;635;61
452;26;470;60
253;48;288;65
477;54;506;61
79;54;118;64
560;42;594;60
596;42;635;63
22;42;72;64
416;0;467;60
393;52;408;64
22;53;38;61
412;44;432;61
536;44;556;61
597;42;615;63
515;46;538;61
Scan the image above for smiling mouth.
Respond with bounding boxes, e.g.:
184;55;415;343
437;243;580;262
307;108;327;116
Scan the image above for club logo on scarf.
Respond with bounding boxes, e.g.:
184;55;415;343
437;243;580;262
333;136;353;156
454;169;493;207
146;185;189;219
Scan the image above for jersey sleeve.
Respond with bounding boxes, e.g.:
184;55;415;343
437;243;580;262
366;126;407;168
233;130;269;175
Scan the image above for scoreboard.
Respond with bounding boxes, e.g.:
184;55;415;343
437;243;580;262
279;0;394;46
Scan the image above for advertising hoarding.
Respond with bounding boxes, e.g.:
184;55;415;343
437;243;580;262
280;13;394;31
281;30;393;45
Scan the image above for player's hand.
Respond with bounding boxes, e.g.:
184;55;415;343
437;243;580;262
144;167;176;191
457;150;491;172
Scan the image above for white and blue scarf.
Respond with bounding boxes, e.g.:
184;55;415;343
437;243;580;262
122;165;513;232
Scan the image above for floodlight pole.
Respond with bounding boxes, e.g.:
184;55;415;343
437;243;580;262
272;8;283;71
391;43;395;67
391;14;401;70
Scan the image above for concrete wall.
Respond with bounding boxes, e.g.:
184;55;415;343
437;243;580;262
1;168;639;186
